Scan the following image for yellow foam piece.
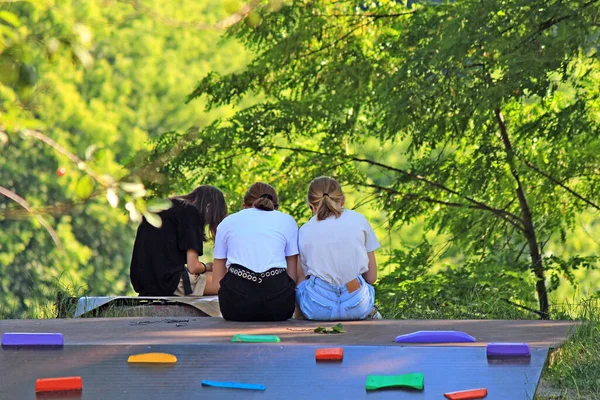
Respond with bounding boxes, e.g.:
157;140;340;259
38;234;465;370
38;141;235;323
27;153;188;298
127;352;177;364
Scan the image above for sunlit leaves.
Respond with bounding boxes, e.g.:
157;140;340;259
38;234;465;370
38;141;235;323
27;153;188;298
163;0;600;316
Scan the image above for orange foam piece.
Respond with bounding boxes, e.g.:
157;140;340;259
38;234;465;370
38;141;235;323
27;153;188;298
36;376;82;393
316;347;343;361
127;352;177;363
444;388;488;399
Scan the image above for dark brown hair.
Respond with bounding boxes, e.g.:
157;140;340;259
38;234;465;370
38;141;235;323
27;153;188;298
243;182;278;211
307;176;344;221
172;185;227;240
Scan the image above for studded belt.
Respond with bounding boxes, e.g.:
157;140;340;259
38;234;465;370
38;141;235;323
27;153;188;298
228;265;286;284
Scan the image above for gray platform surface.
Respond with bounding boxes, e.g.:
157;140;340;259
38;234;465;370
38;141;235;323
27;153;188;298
0;317;579;347
0;344;547;400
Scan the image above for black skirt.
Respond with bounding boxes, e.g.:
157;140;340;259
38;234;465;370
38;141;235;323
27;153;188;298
218;264;296;322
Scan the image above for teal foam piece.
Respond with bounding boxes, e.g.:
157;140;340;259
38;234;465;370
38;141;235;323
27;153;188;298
201;380;266;391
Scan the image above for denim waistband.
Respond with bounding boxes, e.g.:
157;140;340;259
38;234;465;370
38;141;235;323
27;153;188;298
308;275;365;295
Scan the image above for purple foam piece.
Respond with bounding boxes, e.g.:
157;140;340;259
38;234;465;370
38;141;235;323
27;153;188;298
2;333;64;347
487;343;531;357
395;330;476;343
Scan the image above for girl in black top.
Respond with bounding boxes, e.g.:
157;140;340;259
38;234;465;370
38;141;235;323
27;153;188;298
130;185;227;296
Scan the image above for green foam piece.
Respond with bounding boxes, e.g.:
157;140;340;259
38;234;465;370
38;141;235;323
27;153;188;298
231;334;281;343
365;373;424;391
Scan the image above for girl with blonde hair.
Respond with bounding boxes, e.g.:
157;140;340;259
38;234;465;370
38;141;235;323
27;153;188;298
296;177;379;320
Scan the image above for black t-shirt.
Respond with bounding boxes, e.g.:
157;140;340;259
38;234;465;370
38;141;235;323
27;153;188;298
130;200;204;296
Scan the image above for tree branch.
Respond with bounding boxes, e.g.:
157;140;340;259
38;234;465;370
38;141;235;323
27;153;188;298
0;186;62;249
495;107;549;319
307;11;416;18
17;128;112;188
359;182;477;209
120;0;261;31
501;298;544;318
302;20;370;58
273;145;525;230
520;0;600;44
519;157;600;211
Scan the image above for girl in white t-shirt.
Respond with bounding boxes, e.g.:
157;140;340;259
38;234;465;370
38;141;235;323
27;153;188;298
213;182;299;321
296;176;379;320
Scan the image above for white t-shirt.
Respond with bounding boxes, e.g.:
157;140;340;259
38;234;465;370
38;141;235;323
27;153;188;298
298;209;380;286
213;208;299;272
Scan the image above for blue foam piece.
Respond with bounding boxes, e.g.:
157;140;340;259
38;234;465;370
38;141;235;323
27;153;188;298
487;343;531;357
2;333;64;347
395;330;476;343
201;380;266;391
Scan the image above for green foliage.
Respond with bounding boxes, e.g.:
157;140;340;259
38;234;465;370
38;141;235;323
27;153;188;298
544;300;600;397
376;240;536;319
152;0;600;317
314;323;345;334
0;0;252;317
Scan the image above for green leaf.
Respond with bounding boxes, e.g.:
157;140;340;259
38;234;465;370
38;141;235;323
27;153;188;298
143;212;162;228
314;324;345;334
120;181;146;198
106;188;119;208
146;198;172;213
85;144;98;161
0;11;21;27
75;175;94;199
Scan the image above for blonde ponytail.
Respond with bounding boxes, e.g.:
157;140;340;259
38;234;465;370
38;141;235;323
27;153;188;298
308;177;344;221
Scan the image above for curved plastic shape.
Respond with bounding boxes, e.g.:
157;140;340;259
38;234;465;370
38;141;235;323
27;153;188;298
366;373;424;391
486;343;530;357
36;377;82;393
127;352;177;363
201;380;266;391
395;331;476;343
2;333;64;347
444;388;488;399
231;334;280;343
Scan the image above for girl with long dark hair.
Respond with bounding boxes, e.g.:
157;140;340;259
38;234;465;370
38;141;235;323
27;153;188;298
130;185;227;297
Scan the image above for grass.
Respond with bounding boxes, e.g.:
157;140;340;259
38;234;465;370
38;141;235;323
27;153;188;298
536;300;600;400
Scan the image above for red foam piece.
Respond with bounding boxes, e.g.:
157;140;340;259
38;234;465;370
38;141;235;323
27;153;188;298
444;388;488;399
35;376;82;393
316;347;343;361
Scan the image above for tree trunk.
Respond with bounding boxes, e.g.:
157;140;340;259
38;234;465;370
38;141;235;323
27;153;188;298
495;108;550;319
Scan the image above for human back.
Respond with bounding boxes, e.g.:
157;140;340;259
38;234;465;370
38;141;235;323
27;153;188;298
213;182;299;321
214;207;297;272
296;176;379;320
130;185;228;297
299;209;376;286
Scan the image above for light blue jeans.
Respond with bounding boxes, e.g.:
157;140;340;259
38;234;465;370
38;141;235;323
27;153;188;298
296;275;375;321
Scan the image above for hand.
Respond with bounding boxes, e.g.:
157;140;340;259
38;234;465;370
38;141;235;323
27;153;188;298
205;262;213;272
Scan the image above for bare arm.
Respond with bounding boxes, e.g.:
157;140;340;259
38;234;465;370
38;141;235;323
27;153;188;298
286;255;298;282
296;258;306;284
362;251;377;284
212;258;227;288
186;249;206;274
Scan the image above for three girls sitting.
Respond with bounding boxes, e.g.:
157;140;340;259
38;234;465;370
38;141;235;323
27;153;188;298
130;177;379;321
